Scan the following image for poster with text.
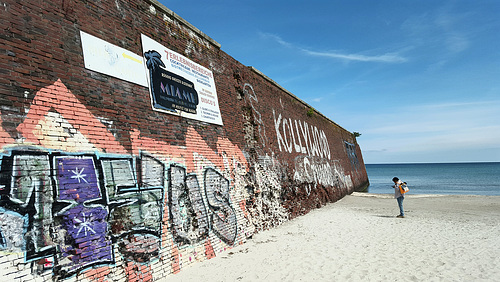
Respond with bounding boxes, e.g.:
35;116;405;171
141;34;223;125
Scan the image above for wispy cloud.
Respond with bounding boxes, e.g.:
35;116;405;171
434;7;471;53
259;32;407;63
401;6;471;58
303;50;407;63
259;32;293;48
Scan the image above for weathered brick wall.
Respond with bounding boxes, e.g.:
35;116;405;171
0;0;369;280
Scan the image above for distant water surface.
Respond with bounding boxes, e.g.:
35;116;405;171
365;162;500;196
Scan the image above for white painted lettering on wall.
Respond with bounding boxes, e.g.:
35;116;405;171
273;110;331;160
243;84;268;147
293;156;353;190
293;156;337;186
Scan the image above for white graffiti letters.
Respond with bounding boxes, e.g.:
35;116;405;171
293;156;353;190
294;156;338;186
273;110;331;160
243;84;268;147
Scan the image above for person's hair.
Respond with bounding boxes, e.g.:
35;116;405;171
392;177;399;182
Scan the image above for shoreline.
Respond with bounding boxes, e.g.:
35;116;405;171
353;191;500;198
167;193;500;281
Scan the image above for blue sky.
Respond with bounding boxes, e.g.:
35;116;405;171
159;0;500;164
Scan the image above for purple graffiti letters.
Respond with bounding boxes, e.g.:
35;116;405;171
54;156;113;275
56;157;101;202
57;205;112;273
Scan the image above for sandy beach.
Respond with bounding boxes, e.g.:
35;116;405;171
166;193;500;282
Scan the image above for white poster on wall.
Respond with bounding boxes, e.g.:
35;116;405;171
141;34;223;125
80;31;147;87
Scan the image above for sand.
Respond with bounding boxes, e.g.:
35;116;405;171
166;193;500;282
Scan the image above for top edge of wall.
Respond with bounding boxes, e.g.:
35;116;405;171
247;66;348;133
148;0;222;49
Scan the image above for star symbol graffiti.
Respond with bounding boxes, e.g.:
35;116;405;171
70;167;89;183
74;212;97;237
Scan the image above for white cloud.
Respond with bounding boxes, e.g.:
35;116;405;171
259;32;407;63
401;6;471;64
259;32;293;48
303;50;407;63
445;33;469;53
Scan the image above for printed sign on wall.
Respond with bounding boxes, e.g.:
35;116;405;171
141;34;223;125
80;31;147;87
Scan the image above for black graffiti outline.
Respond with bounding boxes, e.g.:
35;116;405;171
344;141;360;171
168;164;210;245
0;149;56;261
204;168;237;245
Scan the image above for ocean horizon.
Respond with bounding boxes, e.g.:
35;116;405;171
365;162;500;196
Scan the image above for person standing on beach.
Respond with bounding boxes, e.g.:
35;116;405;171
392;177;405;218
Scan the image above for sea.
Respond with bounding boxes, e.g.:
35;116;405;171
365;162;500;196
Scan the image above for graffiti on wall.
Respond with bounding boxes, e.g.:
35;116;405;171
344;141;360;171
293;155;353;195
0;148;238;278
0;150;162;277
294;156;341;187
272;109;352;191
239;82;352;227
168;164;209;245
273;110;331;160
243;83;269;148
168;165;237;246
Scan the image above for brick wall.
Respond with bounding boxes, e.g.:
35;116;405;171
0;0;369;280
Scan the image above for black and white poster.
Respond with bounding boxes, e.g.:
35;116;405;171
141;34;223;125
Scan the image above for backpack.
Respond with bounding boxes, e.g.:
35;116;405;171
399;182;409;194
